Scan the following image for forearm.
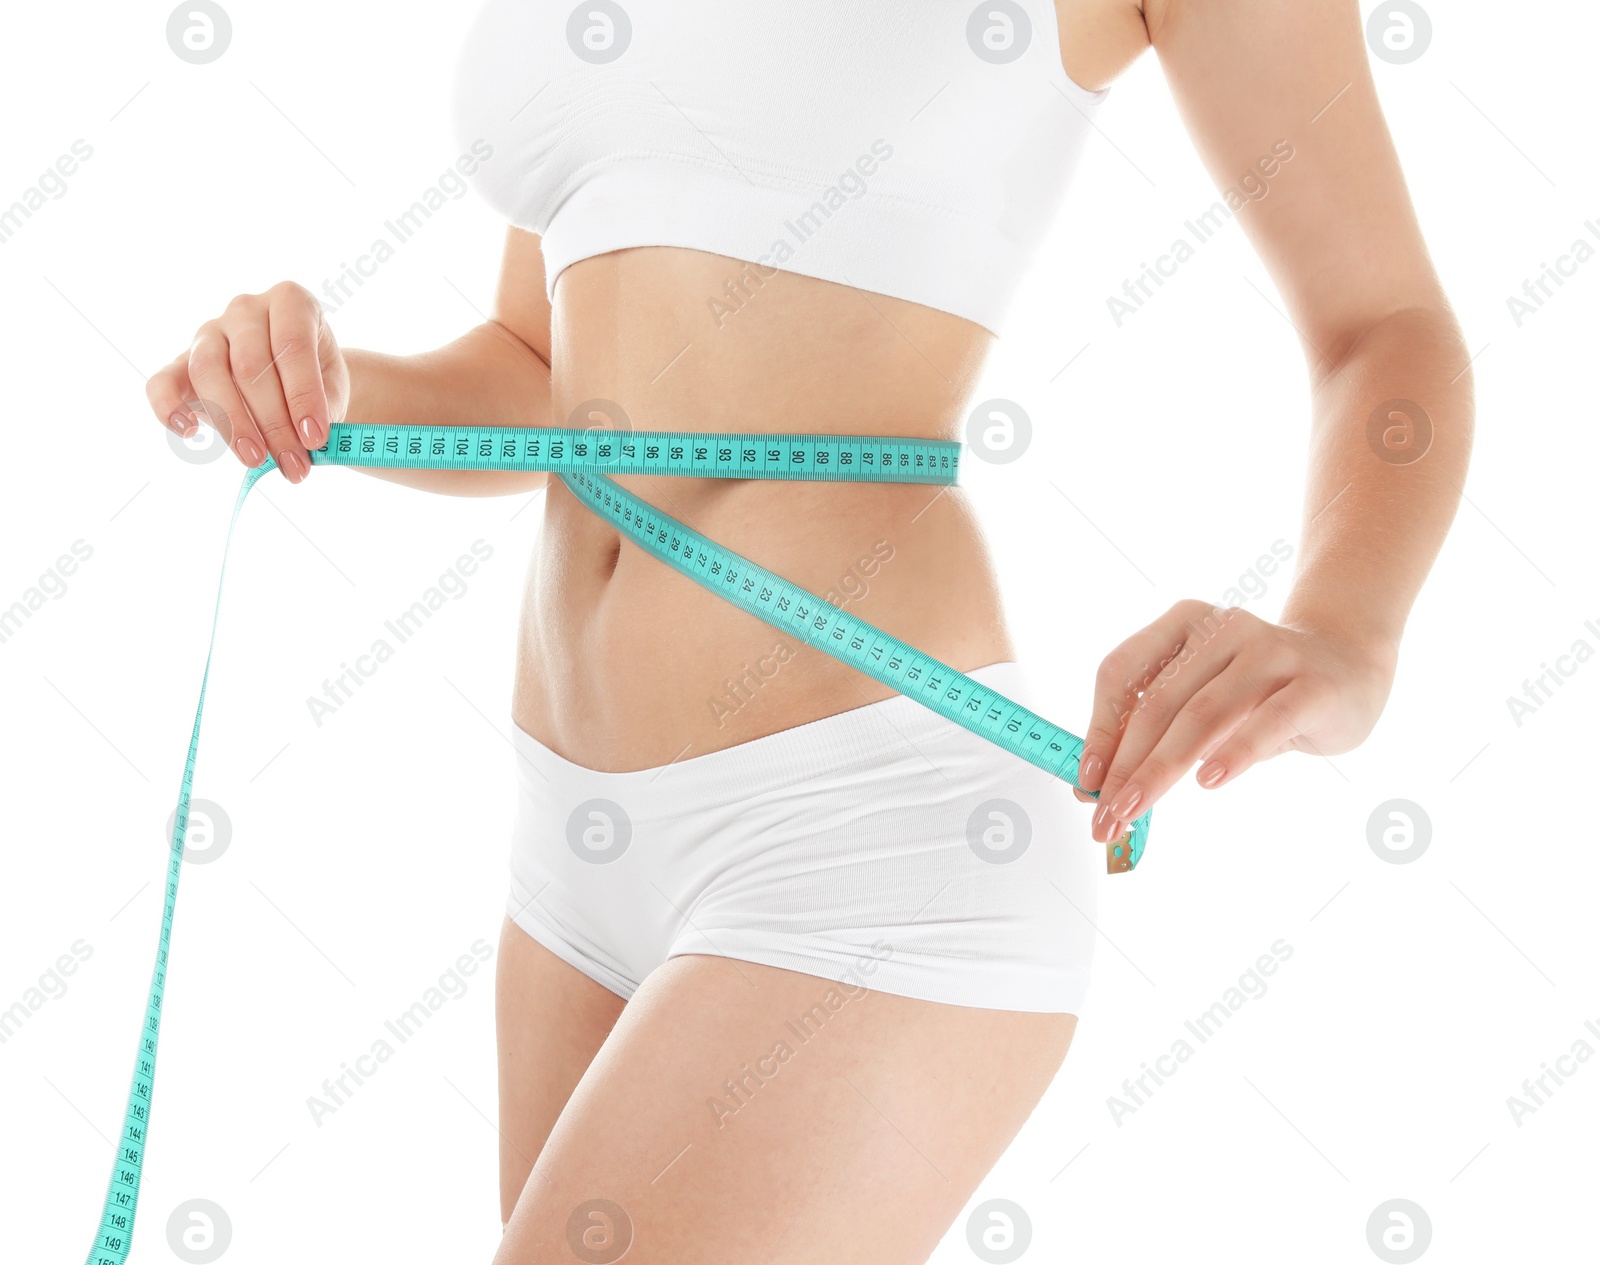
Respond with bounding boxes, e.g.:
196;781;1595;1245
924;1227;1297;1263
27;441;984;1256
1279;305;1475;670
340;321;554;496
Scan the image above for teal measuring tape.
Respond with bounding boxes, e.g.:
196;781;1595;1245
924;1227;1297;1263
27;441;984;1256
84;462;270;1265
84;423;1149;1262
310;423;963;483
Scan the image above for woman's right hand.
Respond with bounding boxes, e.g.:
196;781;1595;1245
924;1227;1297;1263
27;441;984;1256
146;281;350;483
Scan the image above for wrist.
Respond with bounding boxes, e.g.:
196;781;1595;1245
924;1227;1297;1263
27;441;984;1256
1279;592;1402;681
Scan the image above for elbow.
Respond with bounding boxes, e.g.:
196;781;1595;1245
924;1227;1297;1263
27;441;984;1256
1311;303;1476;476
1313;303;1473;399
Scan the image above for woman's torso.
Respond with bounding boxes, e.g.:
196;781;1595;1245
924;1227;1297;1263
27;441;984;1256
451;0;1142;769
520;251;1007;768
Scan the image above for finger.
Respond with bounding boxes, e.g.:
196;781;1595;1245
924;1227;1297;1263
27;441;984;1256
1079;629;1182;794
187;326;267;469
1093;627;1238;804
266;282;331;451
222;295;306;483
146;353;200;437
1097;660;1272;831
1080;600;1237;796
1090;637;1240;843
1197;675;1331;790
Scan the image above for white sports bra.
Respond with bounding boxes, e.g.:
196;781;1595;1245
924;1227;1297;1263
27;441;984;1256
451;0;1107;334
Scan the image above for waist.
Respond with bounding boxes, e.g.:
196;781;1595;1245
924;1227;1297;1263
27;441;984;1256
547;247;992;441
518;249;1006;766
514;465;1013;771
512;660;1038;791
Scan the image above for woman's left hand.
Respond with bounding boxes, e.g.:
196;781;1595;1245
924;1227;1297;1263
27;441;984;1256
1073;600;1398;843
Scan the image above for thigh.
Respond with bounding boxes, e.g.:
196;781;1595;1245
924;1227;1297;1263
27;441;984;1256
495;916;627;1225
493;954;1077;1265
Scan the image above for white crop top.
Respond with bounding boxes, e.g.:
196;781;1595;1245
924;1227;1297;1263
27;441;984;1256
450;0;1107;334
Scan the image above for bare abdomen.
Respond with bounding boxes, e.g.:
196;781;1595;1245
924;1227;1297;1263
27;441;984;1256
510;247;1014;771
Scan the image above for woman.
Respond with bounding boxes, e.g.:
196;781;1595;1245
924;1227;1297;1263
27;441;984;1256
144;0;1471;1259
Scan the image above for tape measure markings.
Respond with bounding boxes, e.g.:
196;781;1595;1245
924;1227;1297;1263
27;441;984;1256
83;424;1148;1263
309;424;962;484
84;463;271;1265
559;465;1100;789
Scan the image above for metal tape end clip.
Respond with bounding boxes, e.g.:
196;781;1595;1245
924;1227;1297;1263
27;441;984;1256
1107;828;1136;874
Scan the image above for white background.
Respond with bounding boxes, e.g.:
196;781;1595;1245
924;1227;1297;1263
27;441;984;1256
1;2;1595;1262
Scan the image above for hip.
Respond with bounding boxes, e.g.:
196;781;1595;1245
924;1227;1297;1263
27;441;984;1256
507;658;1101;1013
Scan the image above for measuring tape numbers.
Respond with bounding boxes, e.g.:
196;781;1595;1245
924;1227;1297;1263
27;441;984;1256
84;464;270;1265
83;424;1148;1263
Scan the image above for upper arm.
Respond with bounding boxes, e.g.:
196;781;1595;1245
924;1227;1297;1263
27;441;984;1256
1144;0;1451;374
490;226;555;367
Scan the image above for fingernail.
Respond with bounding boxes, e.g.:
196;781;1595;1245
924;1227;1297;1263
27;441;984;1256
1092;803;1113;839
167;410;195;436
298;416;320;446
1108;787;1142;819
278;449;310;482
235;436;266;467
1198;761;1227;788
1081;751;1105;789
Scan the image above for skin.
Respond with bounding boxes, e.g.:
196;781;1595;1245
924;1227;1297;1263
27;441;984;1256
144;1;1473;1259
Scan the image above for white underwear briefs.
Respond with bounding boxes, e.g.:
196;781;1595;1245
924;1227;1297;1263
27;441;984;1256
506;661;1101;1014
